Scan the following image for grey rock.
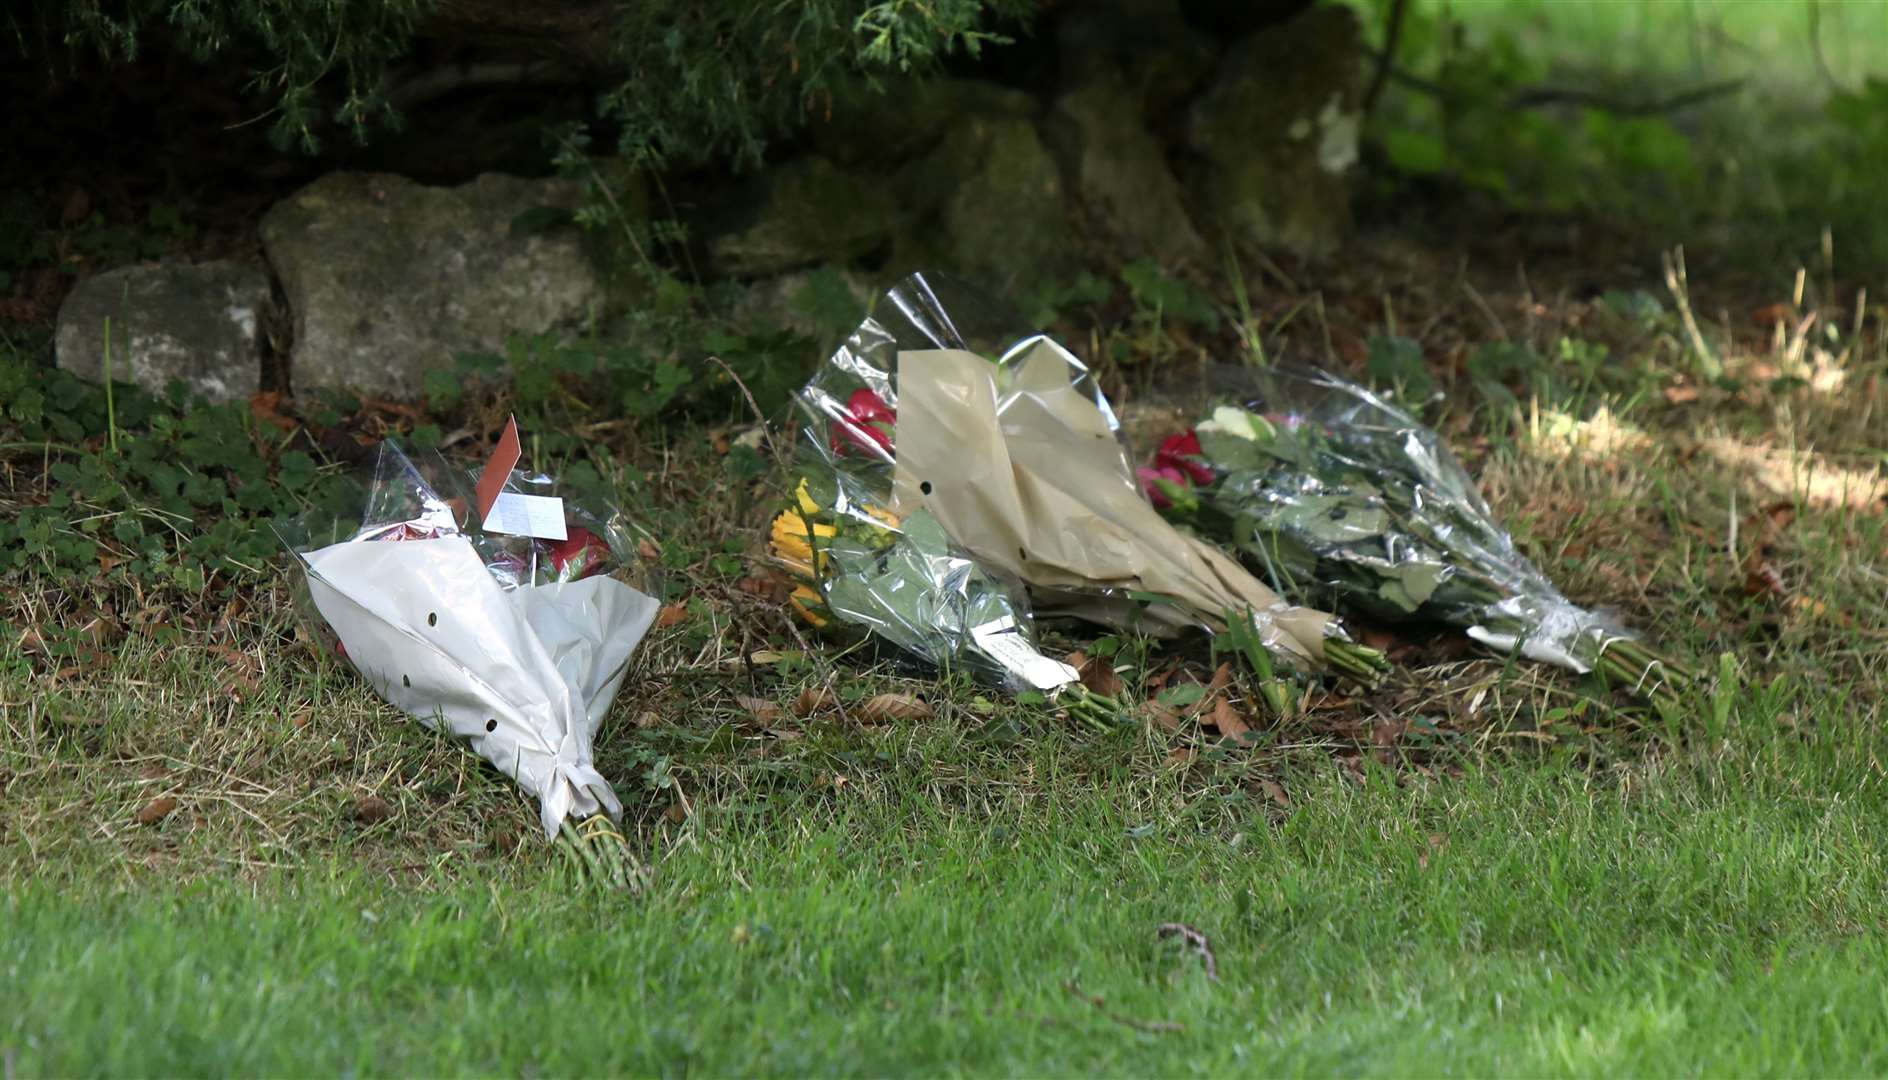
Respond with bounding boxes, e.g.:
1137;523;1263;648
926;115;1082;292
1049;65;1206;264
55;259;270;403
260;172;602;398
704;155;903;278
1185;4;1364;257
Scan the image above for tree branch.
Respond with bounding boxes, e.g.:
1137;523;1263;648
1504;78;1746;116
1361;0;1410;120
1367;51;1745;118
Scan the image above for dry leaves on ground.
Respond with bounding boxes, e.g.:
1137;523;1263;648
859;693;933;723
135;796;178;826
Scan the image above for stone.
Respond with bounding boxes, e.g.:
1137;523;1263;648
703;155;904;278
1048;65;1206;265
54;259;270;403
728;268;875;341
1184;4;1364;257
922;114;1083;292
808;76;1039;167
260;172;603;398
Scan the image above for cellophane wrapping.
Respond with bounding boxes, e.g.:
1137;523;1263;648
1149;365;1685;698
789;272;1358;678
279;441;661;837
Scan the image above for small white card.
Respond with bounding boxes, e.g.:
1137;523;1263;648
971;616;1079;691
483;492;568;541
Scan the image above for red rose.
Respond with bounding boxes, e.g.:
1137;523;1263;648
830;387;896;459
1154;430;1215;487
546;525;611;581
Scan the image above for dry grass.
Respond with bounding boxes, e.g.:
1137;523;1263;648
4;234;1884;885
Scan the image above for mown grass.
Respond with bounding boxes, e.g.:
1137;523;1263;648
9;677;1888;1076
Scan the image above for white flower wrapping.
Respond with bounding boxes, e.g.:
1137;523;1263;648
286;435;661;839
301;535;659;838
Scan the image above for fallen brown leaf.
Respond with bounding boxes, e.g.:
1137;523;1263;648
1743;559;1786;598
737;574;792;602
1164;746;1195;769
655;602;689;628
1143;701;1182;733
1072;652;1124;697
736;694;781;726
1143;663;1179;693
1202;662;1233;701
1257;778;1290;808
1355;625;1401;653
1662;383;1701;405
1210;697;1251;739
353;794;393;824
74;608;125;650
665;802;688;824
637;538;663;561
135;796;178;826
793;686;835;718
859;693;933;722
210;645;262;698
250;391;300;433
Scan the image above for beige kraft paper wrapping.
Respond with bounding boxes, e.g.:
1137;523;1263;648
890;343;1332;666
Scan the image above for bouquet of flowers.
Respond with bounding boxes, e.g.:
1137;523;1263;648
1143;366;1691;703
785;273;1387;698
279;424;660;885
770;472;1123;729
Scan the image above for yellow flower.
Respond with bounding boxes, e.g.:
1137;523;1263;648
862;504;900;531
771;510;834;574
795;478;822;516
788;585;829;627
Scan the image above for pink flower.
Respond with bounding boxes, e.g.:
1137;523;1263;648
1152;430;1216;487
1137;465;1191;509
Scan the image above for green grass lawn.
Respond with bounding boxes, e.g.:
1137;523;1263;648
11;695;1888;1076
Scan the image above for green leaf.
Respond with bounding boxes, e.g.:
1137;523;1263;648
790;268;865;340
1375;579;1420;614
276;450;318;491
423;368;464;407
1366;335;1434;400
1157;684;1206;708
1396;561;1445;608
1121;259;1219;330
